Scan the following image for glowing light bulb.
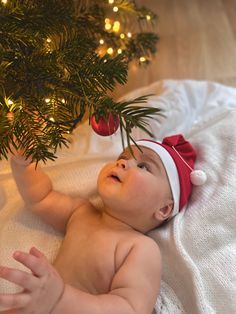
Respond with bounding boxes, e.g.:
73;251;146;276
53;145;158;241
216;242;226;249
105;23;112;31
1;0;7;4
113;21;120;32
46;38;52;43
113;6;118;12
99;39;104;45
107;47;114;55
127;32;132;38
120;33;125;39
7;99;13;105
108;0;114;3
105;18;111;24
146;15;151;21
45;98;50;103
49;117;55;122
117;48;122;54
139;56;146;62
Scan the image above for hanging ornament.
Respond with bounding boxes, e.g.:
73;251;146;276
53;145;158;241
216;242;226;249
91;112;120;136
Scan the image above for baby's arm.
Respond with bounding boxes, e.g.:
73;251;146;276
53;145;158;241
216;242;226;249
0;238;161;314
10;156;88;232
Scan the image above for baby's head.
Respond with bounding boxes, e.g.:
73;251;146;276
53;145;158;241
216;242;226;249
98;134;206;232
138;134;207;219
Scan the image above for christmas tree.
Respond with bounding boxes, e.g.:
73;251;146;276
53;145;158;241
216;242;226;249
0;0;160;163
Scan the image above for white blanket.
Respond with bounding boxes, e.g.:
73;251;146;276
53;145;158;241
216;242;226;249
0;80;236;313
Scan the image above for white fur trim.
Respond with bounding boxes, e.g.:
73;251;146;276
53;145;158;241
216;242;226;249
138;140;180;217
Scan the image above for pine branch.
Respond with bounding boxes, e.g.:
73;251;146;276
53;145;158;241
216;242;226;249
0;0;160;163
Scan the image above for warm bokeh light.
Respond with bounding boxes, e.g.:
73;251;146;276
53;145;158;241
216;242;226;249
113;21;120;32
107;47;114;55
139;56;146;62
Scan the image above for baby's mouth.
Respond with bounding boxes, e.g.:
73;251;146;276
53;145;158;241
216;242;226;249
109;173;121;182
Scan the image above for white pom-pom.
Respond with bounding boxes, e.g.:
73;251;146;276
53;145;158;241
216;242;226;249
190;170;207;185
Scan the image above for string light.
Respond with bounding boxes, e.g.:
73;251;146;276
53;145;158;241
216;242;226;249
49;117;55;122
45;98;50;103
107;47;114;55
105;22;112;30
46;38;52;43
1;0;7;4
112;21;120;32
7;99;13;105
101;3;152;65
139;56;146;63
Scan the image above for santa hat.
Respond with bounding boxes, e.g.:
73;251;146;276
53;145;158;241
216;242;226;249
137;134;206;218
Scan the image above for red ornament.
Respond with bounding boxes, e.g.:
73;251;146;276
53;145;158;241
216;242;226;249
91;112;120;136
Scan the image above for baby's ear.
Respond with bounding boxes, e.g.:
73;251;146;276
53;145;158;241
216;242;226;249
154;202;173;222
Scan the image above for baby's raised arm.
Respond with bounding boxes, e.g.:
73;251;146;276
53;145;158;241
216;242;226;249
10;156;88;232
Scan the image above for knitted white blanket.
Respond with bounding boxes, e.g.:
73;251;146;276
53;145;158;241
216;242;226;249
0;80;236;314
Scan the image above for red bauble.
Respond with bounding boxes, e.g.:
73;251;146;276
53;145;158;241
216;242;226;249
91;112;120;136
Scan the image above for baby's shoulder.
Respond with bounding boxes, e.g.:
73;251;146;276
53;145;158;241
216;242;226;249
66;200;99;231
115;232;161;270
123;230;160;250
132;234;161;257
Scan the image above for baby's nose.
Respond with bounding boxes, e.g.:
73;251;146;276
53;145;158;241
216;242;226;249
116;159;127;169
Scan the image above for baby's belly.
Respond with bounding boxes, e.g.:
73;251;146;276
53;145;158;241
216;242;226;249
53;244;116;294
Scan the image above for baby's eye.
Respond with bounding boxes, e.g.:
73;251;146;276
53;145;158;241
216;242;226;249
137;162;150;171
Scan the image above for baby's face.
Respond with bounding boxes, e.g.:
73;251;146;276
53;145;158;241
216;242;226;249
97;145;173;223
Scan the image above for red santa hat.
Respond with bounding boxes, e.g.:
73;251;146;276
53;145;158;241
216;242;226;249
137;134;207;218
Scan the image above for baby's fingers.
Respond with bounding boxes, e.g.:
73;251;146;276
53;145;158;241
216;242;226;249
0;266;38;292
0;292;30;311
29;247;45;259
13;250;49;277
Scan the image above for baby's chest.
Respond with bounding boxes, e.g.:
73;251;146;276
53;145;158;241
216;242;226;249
55;229;120;293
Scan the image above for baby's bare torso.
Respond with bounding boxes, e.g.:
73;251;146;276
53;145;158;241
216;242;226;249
53;203;141;294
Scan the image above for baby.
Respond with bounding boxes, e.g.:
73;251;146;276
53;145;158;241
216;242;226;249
0;134;199;314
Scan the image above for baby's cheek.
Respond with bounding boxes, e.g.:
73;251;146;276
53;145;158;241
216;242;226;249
98;163;114;179
126;172;153;197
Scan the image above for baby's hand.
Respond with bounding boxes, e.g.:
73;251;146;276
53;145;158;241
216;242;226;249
6;113;32;166
8;141;32;166
0;247;64;314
